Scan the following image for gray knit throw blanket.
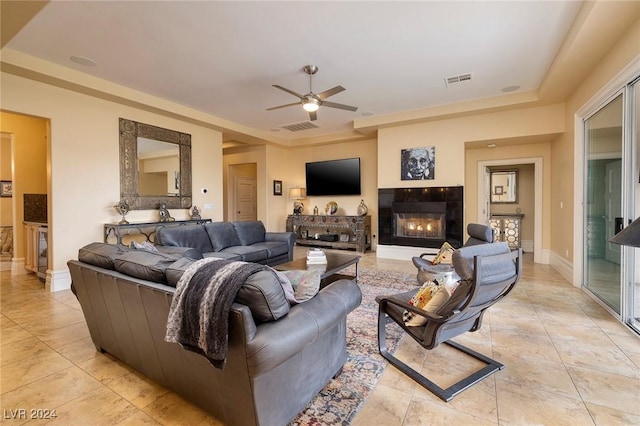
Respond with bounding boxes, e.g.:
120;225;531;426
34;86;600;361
165;257;268;369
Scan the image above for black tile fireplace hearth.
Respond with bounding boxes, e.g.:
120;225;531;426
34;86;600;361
378;186;463;249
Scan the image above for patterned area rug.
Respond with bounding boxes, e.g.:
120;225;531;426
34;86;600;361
291;267;417;425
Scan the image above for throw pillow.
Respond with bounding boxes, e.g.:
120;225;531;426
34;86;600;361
402;281;438;326
404;286;451;326
277;269;321;302
132;241;160;253
432;241;455;265
273;270;298;305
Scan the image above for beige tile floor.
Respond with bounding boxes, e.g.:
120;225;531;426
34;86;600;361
1;251;639;425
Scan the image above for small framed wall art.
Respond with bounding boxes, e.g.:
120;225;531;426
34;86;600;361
273;180;283;196
0;181;12;197
400;146;435;180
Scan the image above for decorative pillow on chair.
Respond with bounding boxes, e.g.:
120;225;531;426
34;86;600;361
403;281;438;326
403;285;451;326
432;241;455;265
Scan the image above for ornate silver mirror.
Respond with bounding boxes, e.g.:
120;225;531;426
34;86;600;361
119;118;192;210
490;170;518;203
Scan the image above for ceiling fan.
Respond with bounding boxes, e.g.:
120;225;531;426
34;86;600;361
267;65;358;121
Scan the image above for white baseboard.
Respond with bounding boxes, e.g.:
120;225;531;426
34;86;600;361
549;250;574;285
48;268;71;292
376;245;438;260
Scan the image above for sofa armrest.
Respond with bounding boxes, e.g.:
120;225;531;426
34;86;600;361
243;279;361;374
265;232;296;260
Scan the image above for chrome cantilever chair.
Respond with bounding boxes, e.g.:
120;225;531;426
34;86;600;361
377;242;522;402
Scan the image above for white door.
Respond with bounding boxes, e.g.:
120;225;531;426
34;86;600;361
234;177;257;222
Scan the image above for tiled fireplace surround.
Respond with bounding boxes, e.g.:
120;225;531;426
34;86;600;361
377;186;463;260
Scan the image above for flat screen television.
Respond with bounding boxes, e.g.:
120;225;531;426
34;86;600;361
305;157;361;196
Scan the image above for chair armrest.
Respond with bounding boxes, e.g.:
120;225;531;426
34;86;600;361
377;293;447;323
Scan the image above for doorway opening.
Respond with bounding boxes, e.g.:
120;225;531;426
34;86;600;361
477;157;543;264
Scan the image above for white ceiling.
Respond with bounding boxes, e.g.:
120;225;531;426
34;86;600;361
5;1;585;143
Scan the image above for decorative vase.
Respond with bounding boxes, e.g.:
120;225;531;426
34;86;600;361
357;199;368;216
114;200;130;224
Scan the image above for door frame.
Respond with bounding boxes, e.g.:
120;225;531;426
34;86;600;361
477;157;543;264
573;55;640;290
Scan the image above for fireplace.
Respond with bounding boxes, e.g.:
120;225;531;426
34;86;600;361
378;186;463;249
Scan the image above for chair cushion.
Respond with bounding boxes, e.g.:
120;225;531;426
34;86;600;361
233;221;266;246
78;242;131;270
113;251;182;284
205;222;242;251
452;242;511;281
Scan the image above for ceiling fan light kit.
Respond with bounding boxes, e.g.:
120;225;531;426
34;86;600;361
268;65;357;121
302;97;320;112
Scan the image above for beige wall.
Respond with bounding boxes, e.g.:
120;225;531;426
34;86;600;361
0;112;48;261
224;138;378;236
1;133;13;227
378;106;560;256
552;17;640;269
1;73;223;289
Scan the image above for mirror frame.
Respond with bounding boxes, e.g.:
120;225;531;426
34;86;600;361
490;169;518;204
119;118;192;210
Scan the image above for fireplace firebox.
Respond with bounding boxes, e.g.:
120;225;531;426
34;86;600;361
378;186;463;249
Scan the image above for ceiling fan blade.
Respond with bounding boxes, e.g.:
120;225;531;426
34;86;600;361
266;102;301;111
309;110;318;121
321;101;358;112
316;85;345;100
272;84;304;99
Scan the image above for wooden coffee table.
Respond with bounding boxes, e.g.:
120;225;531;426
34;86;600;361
275;252;360;288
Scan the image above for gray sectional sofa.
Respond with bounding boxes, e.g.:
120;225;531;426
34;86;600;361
69;242;362;426
154;220;295;266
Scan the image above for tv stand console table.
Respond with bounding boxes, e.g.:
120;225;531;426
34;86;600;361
286;214;371;253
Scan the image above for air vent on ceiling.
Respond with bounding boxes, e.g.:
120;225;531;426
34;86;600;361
444;73;473;87
280;121;319;132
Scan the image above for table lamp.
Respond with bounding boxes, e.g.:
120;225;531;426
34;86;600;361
289;187;306;214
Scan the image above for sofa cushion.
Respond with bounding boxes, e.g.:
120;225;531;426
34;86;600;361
236;269;290;322
79;242;131;270
165;257;196;287
233;221;266;246
205;222;242;251
155;224;214;254
203;251;242;261
113;251;182;284
220;246;268;263
248;241;290;259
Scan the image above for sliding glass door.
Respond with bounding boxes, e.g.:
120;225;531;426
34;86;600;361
584;94;624;314
583;76;640;334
